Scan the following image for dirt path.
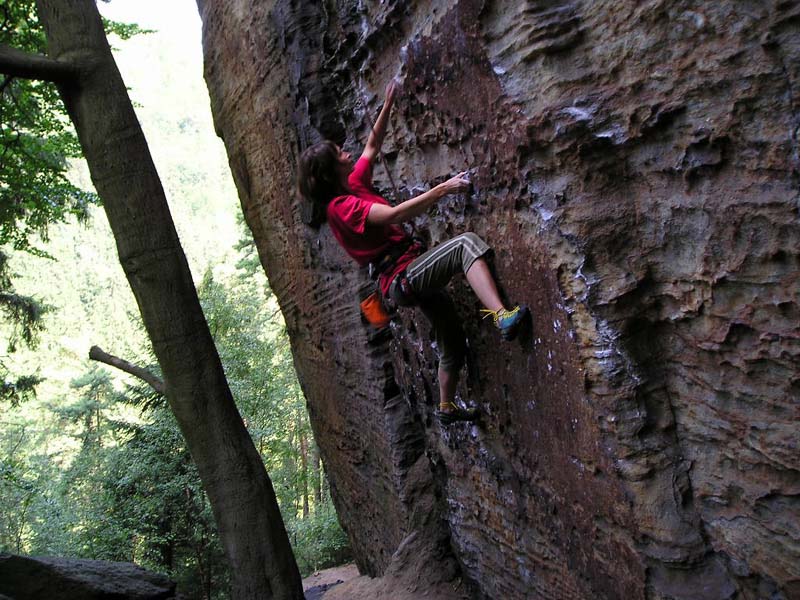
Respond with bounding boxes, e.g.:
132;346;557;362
302;563;471;600
303;564;359;600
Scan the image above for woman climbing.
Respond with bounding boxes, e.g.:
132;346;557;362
298;80;528;424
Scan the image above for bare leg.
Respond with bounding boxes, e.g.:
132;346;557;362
466;258;505;312
439;367;458;409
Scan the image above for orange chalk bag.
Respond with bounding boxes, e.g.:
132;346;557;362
360;291;391;329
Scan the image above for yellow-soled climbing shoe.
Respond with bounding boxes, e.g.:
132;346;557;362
481;304;530;341
436;402;480;425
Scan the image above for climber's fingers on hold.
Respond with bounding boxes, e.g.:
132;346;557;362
452;171;471;191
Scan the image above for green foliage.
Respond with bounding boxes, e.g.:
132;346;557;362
0;373;39;404
0;279;44;351
0;425;42;553
289;508;351;575
232;213;265;279
0;1;149;403
0;249;44;404
100;17;153;43
0;0;149;254
198;267;296;474
1;252;351;591
0;0;95;254
1;361;231;597
97;396;229;598
0;3;351;591
199;257;350;576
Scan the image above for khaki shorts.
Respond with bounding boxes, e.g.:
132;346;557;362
389;233;490;372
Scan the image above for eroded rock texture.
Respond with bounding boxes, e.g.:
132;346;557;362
197;1;800;598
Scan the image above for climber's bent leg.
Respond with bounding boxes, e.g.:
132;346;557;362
405;232;491;293
406;232;508;313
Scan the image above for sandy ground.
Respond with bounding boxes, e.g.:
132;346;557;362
302;563;471;600
302;564;359;600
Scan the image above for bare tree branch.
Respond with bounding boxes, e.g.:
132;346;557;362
0;43;78;83
89;345;165;395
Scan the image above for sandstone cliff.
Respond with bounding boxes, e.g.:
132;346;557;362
197;1;800;598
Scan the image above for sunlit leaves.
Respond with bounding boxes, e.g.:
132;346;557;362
0;0;97;254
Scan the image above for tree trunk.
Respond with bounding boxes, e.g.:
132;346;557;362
284;427;296;516
299;428;309;519
311;443;321;508
31;1;303;597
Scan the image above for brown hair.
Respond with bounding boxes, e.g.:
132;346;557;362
298;140;345;215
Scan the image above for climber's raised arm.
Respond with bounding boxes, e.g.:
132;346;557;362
362;80;397;163
366;172;470;226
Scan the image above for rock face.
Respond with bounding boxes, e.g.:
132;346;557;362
0;553;177;599
197;1;799;598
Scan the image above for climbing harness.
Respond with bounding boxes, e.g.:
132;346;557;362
360;242;423;328
369;238;425;277
384;270;416;308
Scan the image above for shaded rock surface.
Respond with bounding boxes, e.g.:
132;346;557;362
0;553;178;599
197;1;800;598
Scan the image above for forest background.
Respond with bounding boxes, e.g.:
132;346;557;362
0;1;350;597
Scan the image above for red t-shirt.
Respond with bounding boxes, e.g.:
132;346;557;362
326;157;418;296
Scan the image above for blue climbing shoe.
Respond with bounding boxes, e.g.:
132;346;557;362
436;402;480;425
481;305;530;341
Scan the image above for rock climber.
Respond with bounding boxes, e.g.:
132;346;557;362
297;80;528;424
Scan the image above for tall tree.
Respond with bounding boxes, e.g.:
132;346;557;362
0;1;304;597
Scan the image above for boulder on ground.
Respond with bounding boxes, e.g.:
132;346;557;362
0;553;177;600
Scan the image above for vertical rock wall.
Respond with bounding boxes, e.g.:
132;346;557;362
197;1;799;598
